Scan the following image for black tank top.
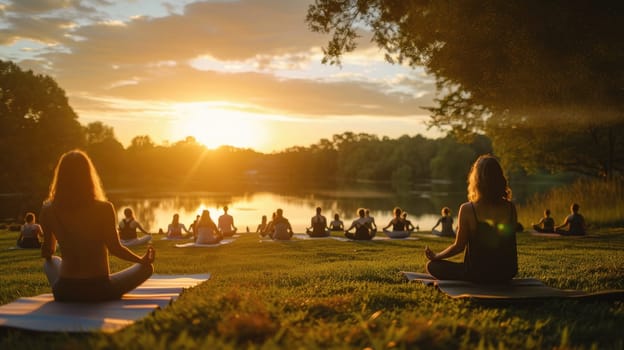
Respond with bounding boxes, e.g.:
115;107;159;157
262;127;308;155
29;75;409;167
464;202;518;283
392;219;405;231
119;218;137;240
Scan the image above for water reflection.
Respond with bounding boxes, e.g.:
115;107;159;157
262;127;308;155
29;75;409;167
108;187;467;234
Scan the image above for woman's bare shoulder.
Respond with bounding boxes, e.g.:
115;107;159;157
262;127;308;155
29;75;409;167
458;202;472;211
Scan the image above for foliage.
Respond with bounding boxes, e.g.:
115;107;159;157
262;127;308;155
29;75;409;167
306;1;624;177
0;60;84;193
1;228;623;349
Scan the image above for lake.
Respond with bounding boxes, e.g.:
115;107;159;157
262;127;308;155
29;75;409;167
107;183;468;234
1;179;561;232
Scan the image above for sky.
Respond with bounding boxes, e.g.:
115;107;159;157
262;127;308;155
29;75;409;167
0;0;442;153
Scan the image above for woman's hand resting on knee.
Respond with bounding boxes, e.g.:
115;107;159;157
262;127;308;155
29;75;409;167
424;246;437;260
141;246;155;264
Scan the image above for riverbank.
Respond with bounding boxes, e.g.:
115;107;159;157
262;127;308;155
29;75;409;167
1;227;623;349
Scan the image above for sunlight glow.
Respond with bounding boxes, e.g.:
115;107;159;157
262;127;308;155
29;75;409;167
172;103;267;150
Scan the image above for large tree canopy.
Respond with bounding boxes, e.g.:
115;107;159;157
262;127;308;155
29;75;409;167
0;60;84;192
307;0;624;177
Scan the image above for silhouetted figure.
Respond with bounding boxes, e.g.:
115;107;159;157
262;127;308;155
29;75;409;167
17;212;43;249
165;213;190;239
261;212;277;238
118;208;152;246
345;208;374;240
271;208;293;240
40;150;154;302
196;210;223;244
431;207;456;237
364;209;378;234
189;214;201;241
256;215;268;235
382;207;411;238
218;206;237;237
329;213;344;232
401;212;416;232
306;207;330;237
555;203;586;236
532;209;555;233
425;155;518;283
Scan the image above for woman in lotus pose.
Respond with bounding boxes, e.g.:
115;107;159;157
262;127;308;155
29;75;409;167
40;150;154;302
532;209;555;233
195;210;223;244
118;207;152;246
431;207;455;237
424;155;517;283
382;207;410;238
329;213;344;232
17;212;43;248
344;208;374;240
165;213;191;239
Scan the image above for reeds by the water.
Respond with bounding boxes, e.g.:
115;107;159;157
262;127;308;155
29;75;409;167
517;177;624;229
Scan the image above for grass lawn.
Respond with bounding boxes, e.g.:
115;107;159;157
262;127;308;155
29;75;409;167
1;229;623;349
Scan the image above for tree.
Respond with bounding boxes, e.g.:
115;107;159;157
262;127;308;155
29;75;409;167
0;60;84;192
307;1;624;177
84;122;124;186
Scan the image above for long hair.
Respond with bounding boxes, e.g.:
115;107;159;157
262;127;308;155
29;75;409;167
467;155;512;203
45;150;106;208
198;210;215;227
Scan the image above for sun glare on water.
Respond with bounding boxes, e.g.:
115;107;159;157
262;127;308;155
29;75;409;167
172;103;266;150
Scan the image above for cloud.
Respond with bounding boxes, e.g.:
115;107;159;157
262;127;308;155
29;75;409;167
73;64;434;117
1;0;437;132
5;0;82;14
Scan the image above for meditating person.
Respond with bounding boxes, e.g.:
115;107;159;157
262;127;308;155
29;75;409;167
196;210;223;244
271;208;293;240
329;213;344;232
424;154;518;283
189;214;201;241
306;207;329;237
260;212;277;238
345;208;374;240
40;149;155;302
365;209;378;234
382;207;410;238
532;209;555;233
256;215;268;235
555;203;586;236
401;212;416;232
17;212;43;248
431;207;456;237
165;213;191;239
118;207;152;246
218;206;237;237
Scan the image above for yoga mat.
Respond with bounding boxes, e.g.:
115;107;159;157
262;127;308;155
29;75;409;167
293;234;350;242
382;230;413;239
529;232;597;238
120;237;152;247
175;239;235;248
372;236;419;241
0;273;210;333
402;271;624;302
160;236;193;241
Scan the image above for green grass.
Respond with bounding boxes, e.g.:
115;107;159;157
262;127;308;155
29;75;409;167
1;229;623;350
517;177;624;228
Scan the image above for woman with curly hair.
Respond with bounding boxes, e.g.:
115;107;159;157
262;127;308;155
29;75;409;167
424;155;518;283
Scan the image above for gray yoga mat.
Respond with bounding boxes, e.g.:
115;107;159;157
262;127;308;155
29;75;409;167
0;273;211;333
402;271;624;302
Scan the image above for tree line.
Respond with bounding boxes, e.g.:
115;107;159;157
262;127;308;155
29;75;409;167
2;57;621;201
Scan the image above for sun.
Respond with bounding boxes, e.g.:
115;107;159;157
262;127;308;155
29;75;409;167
172;103;266;150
